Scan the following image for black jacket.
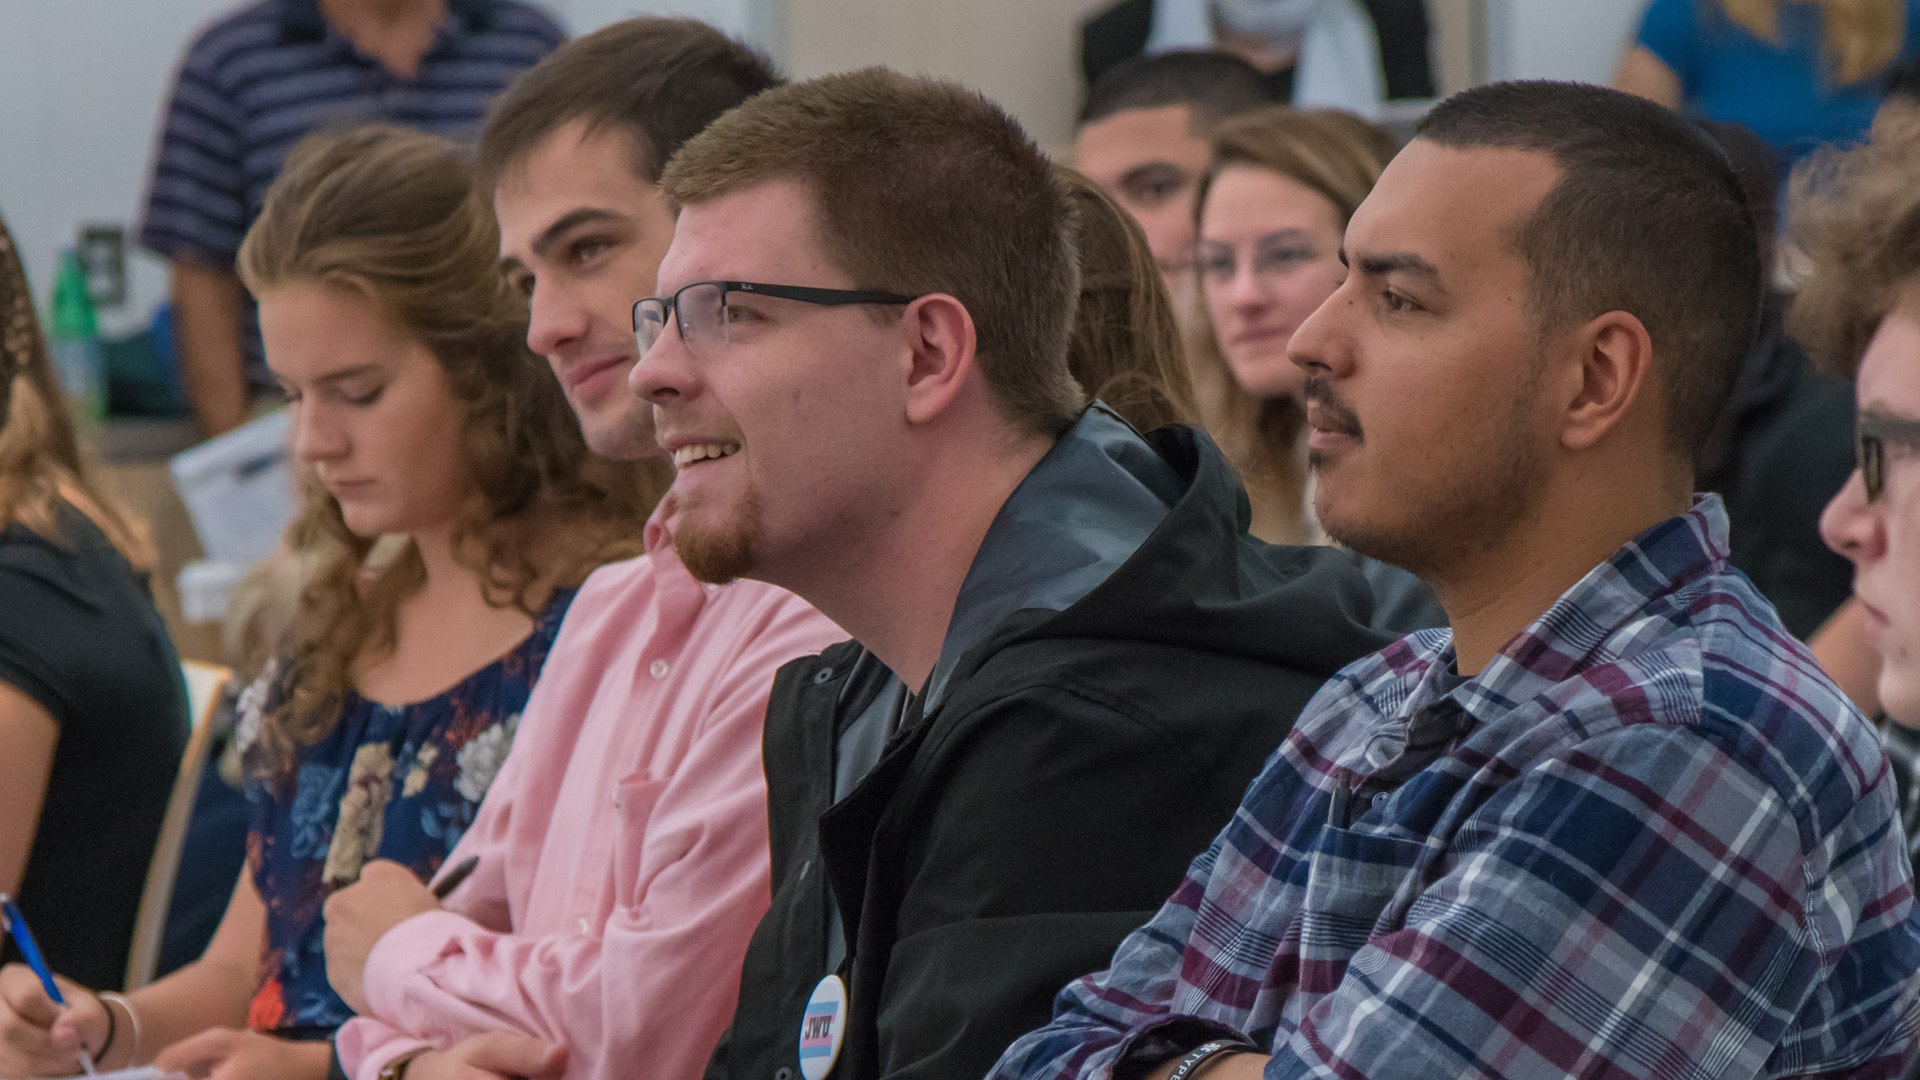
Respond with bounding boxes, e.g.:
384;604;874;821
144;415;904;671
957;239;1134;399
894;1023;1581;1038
705;420;1390;1080
1697;296;1855;639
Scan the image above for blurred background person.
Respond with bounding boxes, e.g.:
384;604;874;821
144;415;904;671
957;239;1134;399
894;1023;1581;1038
0;212;189;992
1797;108;1920;876
141;0;565;437
1616;0;1920;176
1058;165;1199;432
1081;0;1434;113
1692;118;1856;640
0;125;657;1080
1804;51;1920;714
1190;105;1440;630
1074;50;1274;302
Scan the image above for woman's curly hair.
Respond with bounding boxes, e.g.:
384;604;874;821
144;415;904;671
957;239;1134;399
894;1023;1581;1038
1789;109;1920;377
237;124;668;775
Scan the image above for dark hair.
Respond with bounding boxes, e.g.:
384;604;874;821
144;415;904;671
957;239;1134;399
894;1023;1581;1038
665;68;1085;435
1416;80;1763;460
1884;54;1920;103
1693;118;1781;244
1058;166;1196;431
475;17;781;192
1080;50;1274;128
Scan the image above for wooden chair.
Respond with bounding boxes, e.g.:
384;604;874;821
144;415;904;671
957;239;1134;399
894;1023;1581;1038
123;660;233;990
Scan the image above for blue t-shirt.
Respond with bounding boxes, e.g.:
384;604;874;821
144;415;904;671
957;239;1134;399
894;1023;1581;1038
236;587;573;1038
1636;0;1920;164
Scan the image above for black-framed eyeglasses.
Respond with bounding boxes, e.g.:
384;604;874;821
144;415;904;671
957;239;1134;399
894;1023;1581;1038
1856;413;1920;502
633;280;918;357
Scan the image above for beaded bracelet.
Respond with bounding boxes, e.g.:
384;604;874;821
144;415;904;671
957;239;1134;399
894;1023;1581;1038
1166;1037;1255;1080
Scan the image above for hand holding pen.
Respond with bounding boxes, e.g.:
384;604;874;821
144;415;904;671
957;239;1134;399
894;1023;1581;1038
0;895;98;1075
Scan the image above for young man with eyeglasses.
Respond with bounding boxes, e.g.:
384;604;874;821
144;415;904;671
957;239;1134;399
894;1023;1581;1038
627;69;1390;1080
304;21;845;1080
1810;114;1920;887
992;81;1920;1080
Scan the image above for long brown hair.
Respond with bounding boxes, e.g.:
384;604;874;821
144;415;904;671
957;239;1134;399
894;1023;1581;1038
239;125;667;772
1058;166;1197;432
1720;0;1905;87
1190;107;1398;544
0;215;152;567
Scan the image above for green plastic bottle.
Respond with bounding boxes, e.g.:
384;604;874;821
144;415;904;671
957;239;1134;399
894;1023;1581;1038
48;250;104;422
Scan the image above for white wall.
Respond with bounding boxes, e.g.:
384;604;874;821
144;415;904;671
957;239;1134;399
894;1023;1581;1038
0;0;1647;329
1481;0;1645;85
552;0;772;42
782;0;1106;154
0;0;237;334
0;0;771;331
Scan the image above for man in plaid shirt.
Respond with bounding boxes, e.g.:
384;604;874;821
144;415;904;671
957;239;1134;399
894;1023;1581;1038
991;81;1920;1080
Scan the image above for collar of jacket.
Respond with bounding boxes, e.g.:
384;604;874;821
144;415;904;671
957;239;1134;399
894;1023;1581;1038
814;411;1391;753
923;404;1182;707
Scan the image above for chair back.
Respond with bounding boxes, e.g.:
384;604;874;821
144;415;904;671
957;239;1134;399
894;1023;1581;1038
123;660;232;989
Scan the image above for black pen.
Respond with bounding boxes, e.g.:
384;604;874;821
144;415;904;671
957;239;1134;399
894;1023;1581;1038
429;856;480;899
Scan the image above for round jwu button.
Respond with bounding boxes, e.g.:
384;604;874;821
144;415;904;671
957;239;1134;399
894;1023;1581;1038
798;974;849;1080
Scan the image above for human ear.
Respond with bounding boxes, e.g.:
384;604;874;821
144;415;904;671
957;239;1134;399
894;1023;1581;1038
901;293;979;426
1560;310;1654;452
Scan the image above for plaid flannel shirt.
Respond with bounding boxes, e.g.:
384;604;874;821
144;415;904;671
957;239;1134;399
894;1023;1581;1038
991;497;1920;1080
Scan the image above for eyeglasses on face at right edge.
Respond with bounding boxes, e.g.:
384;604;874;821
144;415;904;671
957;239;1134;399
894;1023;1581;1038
632;280;918;357
1856;413;1920;503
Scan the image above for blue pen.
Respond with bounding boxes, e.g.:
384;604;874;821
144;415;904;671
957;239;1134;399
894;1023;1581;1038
0;895;95;1075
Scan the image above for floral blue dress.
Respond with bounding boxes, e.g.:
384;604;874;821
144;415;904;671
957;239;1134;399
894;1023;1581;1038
234;589;573;1038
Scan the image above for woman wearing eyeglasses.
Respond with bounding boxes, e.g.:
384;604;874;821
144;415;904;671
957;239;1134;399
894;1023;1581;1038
1188;106;1439;632
0;215;189;996
0;125;660;1080
1800;110;1920;880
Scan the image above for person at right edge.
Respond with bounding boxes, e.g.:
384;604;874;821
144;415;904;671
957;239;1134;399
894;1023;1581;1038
628;69;1392;1080
991;80;1920;1080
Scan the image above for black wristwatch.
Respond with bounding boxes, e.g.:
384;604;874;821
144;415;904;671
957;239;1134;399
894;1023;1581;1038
1165;1038;1256;1080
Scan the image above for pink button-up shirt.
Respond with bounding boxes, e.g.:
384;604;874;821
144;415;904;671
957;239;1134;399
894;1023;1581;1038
335;503;842;1080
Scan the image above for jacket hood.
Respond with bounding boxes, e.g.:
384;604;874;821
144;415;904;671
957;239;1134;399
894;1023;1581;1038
951;420;1393;689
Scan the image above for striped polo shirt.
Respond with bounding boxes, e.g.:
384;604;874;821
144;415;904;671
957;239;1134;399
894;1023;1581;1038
139;0;563;377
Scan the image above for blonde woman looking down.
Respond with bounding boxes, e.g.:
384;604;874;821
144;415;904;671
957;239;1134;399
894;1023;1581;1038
0;125;659;1080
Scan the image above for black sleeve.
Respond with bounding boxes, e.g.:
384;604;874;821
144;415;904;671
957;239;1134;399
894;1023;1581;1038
1081;0;1156;93
0;557;83;723
874;682;1247;1080
1361;0;1436;99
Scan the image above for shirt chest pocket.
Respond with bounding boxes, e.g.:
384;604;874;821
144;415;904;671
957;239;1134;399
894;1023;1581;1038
609;775;671;906
1295;823;1430;994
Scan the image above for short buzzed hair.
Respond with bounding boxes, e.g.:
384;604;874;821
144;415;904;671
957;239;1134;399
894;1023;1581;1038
1080;50;1273;129
1416;81;1762;460
475;17;780;192
663;69;1085;435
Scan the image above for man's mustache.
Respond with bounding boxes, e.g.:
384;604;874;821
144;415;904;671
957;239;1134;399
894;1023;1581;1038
1303;376;1362;439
